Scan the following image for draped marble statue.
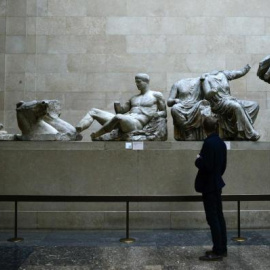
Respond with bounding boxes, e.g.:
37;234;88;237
167;77;212;140
76;73;167;141
16;100;81;141
168;64;260;141
257;55;270;84
201;64;260;141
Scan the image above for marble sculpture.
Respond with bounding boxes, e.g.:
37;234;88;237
16;100;81;141
76;73;167;141
168;65;260;141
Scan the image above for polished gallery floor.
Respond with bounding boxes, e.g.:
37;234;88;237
0;229;269;270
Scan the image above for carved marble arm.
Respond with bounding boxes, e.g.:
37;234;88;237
155;93;167;118
114;101;131;114
167;83;181;107
224;64;251;80
201;78;218;100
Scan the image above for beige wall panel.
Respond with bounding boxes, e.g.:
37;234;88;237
185;54;226;73
6;54;26;73
27;0;37;16
87;35;126;54
36;17;66;35
225;17;265;36
25;54;36;73
36;73;87;92
26;35;36;53
127;35;166;54
0;35;5;53
67;54;106;73
0;53;4;73
37;0;48;16
167;36;207;54
246;73;270;93
0;0;6;16
107;17;186;35
36;36;90;54
47;0;87;17
0;17;6;34
205;36;245;54
265;18;270;35
6;36;26;54
86;73;138;93
107;17;149;35
0;73;4;92
25;73;36;92
0;91;4;110
185;17;226;35
37;54;67;73
5;73;25;91
26;17;36;35
65;92;107;111
6;0;26;16
66;17;106;35
6;17;26;36
86;0;127;17
246;36;270;54
4;91;24;110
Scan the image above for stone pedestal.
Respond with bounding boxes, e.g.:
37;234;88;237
0;141;269;229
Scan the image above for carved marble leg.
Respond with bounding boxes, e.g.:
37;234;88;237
76;112;94;132
91;114;143;140
76;109;115;133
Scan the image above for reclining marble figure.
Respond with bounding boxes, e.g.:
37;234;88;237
16;100;80;141
76;73;167;141
201;64;260;141
167;77;212;141
257;55;270;84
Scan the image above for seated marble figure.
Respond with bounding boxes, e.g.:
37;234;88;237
201;64;260;141
168;64;260;141
76;73;167;141
167;77;212;141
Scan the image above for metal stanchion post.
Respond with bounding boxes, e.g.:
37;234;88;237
8;201;24;242
232;200;246;242
120;201;135;243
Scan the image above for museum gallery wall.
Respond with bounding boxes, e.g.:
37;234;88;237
1;0;270;141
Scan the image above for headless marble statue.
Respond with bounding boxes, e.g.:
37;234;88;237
16;100;81;141
201;65;260;141
167;77;212;141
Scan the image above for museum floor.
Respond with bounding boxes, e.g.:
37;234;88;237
0;229;269;270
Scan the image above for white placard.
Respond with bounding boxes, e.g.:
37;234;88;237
125;142;132;149
225;141;231;150
133;141;144;150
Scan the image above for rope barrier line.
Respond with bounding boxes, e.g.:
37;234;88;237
1;194;269;243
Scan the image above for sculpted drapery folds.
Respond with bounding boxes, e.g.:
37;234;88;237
168;65;260;141
167;77;212;141
201;65;260;141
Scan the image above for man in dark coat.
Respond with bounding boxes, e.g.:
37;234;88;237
195;117;227;261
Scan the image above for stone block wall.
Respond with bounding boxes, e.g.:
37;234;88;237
1;0;270;141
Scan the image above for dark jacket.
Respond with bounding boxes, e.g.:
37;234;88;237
195;133;227;193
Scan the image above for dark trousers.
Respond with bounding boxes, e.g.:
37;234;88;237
202;190;227;255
